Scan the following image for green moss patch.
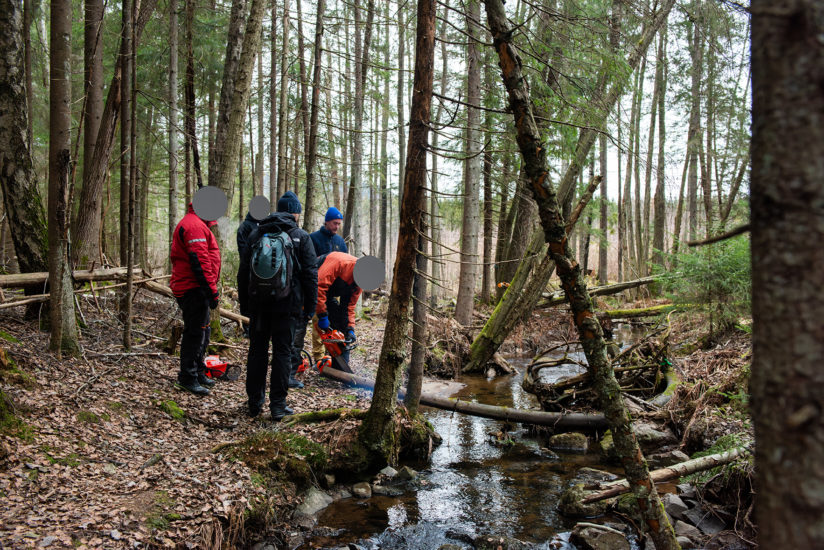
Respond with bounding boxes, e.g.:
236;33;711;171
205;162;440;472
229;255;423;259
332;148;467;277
157;400;185;421
0;330;20;343
0;390;34;441
76;410;101;424
145;491;180;532
232;430;328;488
0;348;35;388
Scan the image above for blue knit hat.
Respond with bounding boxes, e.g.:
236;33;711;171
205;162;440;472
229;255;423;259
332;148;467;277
277;191;302;214
325;207;343;222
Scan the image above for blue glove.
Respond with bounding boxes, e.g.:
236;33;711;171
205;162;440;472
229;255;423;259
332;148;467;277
346;328;356;344
317;315;330;331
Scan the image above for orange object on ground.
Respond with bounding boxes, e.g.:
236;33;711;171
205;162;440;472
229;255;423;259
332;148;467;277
204;355;228;378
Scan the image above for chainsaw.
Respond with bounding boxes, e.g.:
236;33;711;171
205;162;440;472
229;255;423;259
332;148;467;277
316;328;357;374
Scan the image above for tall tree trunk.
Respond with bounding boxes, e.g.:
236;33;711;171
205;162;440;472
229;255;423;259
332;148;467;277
632;56;645;276
483;2;679;547
598;133;608;284
455;0;482;326
405;199;428;415
395;2;406;216
49;0;80;357
751;2;824;547
23;0;33;150
168;0;179;263
124;4;138;348
184;0;203;191
296;0;310;197
480;59;494;304
79;0;104;268
324;51;340;208
269;1;277;207
210;0;248;189
212;0;266;207
360;0;434;464
73;0;159;267
256;38;264;196
276;0;289;197
303;0;325;230
120;0;133;267
494;150;512;293
378;2;390;260
687;7;702;242
0;0;48;276
350;0;376;256
651;29;667;270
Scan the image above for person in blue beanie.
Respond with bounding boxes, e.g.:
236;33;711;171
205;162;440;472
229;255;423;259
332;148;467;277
308;207;348;360
310;207;348;257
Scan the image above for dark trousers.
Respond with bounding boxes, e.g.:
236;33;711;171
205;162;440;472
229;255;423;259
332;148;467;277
246;310;296;413
327;293;352;364
291;317;309;377
237;264;250;326
176;288;211;385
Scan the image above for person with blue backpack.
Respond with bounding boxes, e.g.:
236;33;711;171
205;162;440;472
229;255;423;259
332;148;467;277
242;191;317;421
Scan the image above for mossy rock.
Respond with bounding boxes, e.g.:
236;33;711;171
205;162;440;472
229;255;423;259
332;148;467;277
549;432;589;453
233;430;328;489
558;483;607;518
0;390;34;441
0;348;35;388
613;492;643;525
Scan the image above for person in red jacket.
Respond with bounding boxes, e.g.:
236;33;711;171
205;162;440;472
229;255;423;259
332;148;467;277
170;202;222;395
315;252;362;365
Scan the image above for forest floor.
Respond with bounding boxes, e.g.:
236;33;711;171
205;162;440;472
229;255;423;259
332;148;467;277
0;288;754;549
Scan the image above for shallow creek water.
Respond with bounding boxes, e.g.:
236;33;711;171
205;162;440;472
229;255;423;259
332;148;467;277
300;346;638;550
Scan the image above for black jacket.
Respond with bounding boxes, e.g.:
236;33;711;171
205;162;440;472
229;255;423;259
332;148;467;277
236;212;258;268
245;212;318;319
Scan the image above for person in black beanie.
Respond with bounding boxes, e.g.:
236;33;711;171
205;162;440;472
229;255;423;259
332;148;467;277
242;191;317;420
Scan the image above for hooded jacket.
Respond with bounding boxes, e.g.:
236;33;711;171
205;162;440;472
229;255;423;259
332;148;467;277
236;212;258;268
244;212;318;319
309;225;348;257
170;204;221;298
316;252;362;329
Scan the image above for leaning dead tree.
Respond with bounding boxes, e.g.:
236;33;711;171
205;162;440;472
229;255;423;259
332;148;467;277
483;0;679;548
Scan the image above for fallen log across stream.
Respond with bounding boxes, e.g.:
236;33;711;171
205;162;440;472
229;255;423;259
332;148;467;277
537;276;659;308
581;444;753;503
320;365;609;432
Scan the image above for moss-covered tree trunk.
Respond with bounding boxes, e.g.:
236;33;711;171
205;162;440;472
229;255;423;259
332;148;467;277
360;0;435;464
483;1;679;548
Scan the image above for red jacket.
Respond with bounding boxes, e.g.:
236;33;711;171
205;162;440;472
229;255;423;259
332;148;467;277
170;204;221;298
316;252;362;328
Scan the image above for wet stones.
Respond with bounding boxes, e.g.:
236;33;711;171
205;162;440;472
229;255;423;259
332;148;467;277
294;487;334;518
558;484;608;518
569;522;630;550
548;432;589;452
352;482;371;498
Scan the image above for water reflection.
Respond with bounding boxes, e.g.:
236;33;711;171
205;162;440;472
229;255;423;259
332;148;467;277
307;356;619;548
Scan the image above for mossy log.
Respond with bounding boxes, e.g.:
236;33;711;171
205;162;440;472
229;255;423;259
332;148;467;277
538;276;659;308
321;366;608;431
281;408;367;427
601;304;677;319
0;266;137;287
581;445;752;503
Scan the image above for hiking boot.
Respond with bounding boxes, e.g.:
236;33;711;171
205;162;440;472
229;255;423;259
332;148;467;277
175;380;210;396
288;377;304;389
270;406;294;421
198;374;216;388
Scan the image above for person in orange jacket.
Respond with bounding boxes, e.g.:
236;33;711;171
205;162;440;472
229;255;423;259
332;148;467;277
315;252;362;365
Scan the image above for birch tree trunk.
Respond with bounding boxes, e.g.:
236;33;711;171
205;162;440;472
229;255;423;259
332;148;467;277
0;0;48;277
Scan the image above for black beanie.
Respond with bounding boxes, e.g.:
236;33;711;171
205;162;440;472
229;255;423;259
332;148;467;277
277;191;302;214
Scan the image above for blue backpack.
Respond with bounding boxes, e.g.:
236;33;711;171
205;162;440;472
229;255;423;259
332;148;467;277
249;230;295;302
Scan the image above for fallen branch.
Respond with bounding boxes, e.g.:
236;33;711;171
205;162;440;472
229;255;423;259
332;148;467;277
687;223;750;247
602;304;678;319
281;408;367;427
0;266;138;288
581;445;753;503
141;280;249;325
320;366;609;431
0;274;172;310
538;276;659;308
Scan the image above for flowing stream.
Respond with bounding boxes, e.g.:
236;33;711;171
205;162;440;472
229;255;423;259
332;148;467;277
300;346;639;550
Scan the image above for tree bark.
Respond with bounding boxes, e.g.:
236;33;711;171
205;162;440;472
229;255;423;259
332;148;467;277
211;0;266;206
72;0;158;267
210;0;248;189
483;1;679;547
276;0;289;197
651;29;667;270
455;0;482;326
302;0;325;230
80;0;104;267
360;0;435;464
168;0;179;263
0;0;48;277
119;0;133;267
598;133;608;284
751;1;824;547
49;0;80;357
